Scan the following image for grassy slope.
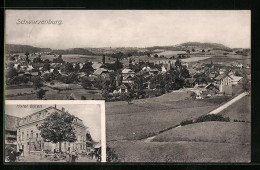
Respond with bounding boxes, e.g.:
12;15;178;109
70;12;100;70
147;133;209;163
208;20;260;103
106;92;229;141
153;122;250;144
108;140;250;162
219;95;251;122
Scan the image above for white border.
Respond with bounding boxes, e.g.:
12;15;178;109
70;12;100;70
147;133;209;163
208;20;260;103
5;100;106;163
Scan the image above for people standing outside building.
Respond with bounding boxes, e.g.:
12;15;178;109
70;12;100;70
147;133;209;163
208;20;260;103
71;150;78;162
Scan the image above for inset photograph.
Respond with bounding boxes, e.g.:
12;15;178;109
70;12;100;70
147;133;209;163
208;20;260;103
4;100;106;163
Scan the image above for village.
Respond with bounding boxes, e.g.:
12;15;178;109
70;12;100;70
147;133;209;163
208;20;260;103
5;47;251;102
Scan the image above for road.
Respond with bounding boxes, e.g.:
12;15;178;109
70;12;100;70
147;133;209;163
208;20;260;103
208;92;249;115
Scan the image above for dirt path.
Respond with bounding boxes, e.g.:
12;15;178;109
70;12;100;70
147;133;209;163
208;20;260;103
208;92;249;115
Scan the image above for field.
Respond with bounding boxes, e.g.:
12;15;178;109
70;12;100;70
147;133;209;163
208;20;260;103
33;54;117;63
219;95;251;122
106;91;229;141
199;54;251;65
155;50;186;57
108;140;250;162
5;84;103;100
128;55;211;64
106;84;250;162
153;121;250;144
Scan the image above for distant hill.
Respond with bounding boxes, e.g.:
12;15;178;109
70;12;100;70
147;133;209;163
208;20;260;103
147;42;231;52
6;44;52;54
178;42;231;50
51;48;95;55
6;42;234;56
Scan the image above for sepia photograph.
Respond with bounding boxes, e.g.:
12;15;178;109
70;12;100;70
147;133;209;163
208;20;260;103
4;100;106;163
4;10;251;162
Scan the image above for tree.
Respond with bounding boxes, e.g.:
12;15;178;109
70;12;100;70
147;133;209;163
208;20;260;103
242;76;250;92
36;88;46;99
81;61;94;75
42;73;54;82
63;62;74;74
33;55;43;63
53;67;59;75
102;55;106;64
125;90;134;104
114;57;123;71
38;111;77;152
43;62;51;72
81;77;92;89
25;52;29;59
74;63;80;72
31;76;43;90
6;67;18;79
175;59;182;67
180;67;191;78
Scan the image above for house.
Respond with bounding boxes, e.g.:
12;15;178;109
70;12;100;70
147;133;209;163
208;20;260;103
121;68;135;84
16;106;88;154
204;83;219;96
5;114;19;152
215;73;233;96
184;78;198;88
161;63;172;73
118;83;133;93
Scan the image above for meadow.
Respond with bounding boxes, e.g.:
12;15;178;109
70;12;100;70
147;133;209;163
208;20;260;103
105;91;229;141
108;140;250;162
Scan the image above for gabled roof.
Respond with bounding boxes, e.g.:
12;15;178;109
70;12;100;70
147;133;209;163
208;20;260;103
92;63;102;70
205;83;218;89
93;68;109;76
122;68;134;74
215;73;233;81
232;76;243;82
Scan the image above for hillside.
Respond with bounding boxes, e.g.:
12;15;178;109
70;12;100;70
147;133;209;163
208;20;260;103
6;44;52;54
6;42;233;55
51;48;95;55
179;42;231;50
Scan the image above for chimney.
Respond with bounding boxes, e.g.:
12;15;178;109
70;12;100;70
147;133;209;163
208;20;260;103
62;107;65;112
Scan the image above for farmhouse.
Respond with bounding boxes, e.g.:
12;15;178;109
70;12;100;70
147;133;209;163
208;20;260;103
16;106;88;154
215;73;233;96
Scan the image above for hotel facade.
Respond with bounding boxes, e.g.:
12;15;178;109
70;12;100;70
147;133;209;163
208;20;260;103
16;106;88;154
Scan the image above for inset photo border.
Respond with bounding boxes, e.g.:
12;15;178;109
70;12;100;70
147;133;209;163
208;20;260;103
4;100;106;163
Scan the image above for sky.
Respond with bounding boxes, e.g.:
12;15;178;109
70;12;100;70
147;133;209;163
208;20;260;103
5;10;251;49
5;103;101;141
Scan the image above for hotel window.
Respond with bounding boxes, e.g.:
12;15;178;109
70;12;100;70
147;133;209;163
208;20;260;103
21;132;24;141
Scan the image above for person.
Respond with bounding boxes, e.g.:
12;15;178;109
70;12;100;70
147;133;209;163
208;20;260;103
8;150;17;162
65;151;71;162
70;150;78;162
